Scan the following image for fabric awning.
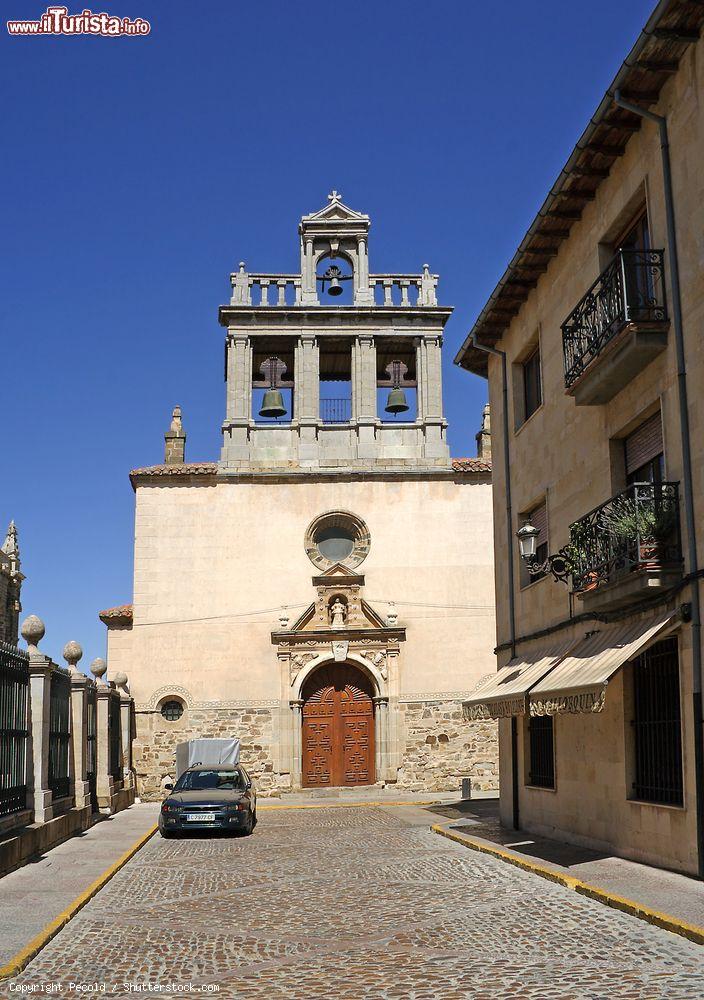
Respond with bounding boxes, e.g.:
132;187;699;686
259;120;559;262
529;609;679;716
463;640;576;721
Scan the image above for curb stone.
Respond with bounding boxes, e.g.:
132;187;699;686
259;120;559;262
432;823;704;946
0;823;158;981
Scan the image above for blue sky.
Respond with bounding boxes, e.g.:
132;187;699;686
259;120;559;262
2;0;655;668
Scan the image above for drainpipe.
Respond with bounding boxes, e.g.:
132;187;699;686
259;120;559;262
614;90;704;878
470;336;520;829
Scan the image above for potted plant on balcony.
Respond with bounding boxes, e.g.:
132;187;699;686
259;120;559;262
598;494;676;571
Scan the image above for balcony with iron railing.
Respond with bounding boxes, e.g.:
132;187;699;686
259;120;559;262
562;249;669;405
569;481;682;612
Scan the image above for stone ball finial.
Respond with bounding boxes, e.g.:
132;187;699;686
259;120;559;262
113;671;128;689
63;640;83;671
90;657;107;680
21;615;45;652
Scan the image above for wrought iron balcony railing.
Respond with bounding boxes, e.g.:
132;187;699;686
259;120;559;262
562;249;667;389
320;398;351;424
569;481;681;593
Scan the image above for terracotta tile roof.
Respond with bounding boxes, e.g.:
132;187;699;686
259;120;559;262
452;457;492;474
99;604;133;624
130;463;217;482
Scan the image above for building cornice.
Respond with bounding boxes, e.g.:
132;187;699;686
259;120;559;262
128;458;491;489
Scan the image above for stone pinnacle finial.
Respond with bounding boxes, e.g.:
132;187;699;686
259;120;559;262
2;521;20;572
113;671;129;692
327;190;341;203
476;403;491;461
21;614;45;653
63;640;83;673
164;405;186;465
90;657;107;682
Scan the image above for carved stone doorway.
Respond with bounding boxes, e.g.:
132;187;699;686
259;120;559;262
301;663;375;788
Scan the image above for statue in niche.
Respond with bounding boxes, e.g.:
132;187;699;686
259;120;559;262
329;598;347;628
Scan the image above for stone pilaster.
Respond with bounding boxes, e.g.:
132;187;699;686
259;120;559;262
415;335;449;461
120;693;135;789
352;334;377;459
294;335;320;464
69;673;92;811
28;653;54;822
290;700;304;788
221;332;253;463
354;236;373;305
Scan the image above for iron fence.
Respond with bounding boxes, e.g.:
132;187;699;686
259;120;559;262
48;668;71;801
108;694;122;787
0;642;30;818
86;682;98;810
320;398;351;424
568;481;681;593
632;637;683;805
562;248;667;389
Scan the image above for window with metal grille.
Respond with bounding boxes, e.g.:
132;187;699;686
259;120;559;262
631;636;682;806
161;699;184;721
528;715;555;789
523;347;542;421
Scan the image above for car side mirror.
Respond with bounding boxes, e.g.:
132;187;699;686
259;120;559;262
245;781;252;790
164;782;173;791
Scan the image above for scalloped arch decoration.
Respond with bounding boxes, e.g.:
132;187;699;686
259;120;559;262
147;685;194;710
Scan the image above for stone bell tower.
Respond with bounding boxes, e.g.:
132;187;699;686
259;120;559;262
219;192;452;473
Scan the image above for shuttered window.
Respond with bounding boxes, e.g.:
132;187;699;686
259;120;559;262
625;412;664;482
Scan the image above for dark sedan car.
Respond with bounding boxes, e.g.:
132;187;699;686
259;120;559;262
159;764;257;837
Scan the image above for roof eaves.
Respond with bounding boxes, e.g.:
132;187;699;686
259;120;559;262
454;0;702;376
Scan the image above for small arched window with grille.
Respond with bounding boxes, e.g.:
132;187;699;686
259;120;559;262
160;699;184;722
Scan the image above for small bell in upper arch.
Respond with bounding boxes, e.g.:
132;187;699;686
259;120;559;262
259;389;287;418
327;273;343;296
384;387;409;415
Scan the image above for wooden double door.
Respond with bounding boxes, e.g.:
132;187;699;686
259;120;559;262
301;663;375;788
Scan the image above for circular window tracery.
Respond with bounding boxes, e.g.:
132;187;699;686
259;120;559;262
305;511;371;571
160;699;184;722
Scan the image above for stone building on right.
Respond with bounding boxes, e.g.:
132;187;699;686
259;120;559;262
456;0;704;875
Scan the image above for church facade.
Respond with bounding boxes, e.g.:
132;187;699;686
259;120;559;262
101;194;498;798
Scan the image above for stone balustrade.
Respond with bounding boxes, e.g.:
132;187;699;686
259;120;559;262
229;262;438;307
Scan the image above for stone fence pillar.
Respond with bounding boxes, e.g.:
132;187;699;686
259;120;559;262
22;616;54;823
114;673;135;790
91;658;119;812
64;641;91;812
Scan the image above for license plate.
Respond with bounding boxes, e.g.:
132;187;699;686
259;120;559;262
186;812;215;822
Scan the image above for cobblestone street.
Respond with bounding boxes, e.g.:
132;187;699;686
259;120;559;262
5;805;704;999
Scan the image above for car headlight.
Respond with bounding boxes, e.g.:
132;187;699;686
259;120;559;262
227;802;247;812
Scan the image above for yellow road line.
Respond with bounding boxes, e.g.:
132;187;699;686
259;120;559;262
0;823;158;982
432;824;704;946
260;799;444;811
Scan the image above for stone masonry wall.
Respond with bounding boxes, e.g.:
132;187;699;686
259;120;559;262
134;706;286;800
396;699;498;794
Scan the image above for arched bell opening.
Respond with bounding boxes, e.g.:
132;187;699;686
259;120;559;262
300;662;376;788
376;340;418;422
315;251;355;305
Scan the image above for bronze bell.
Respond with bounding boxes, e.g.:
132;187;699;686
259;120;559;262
259;389;287;418
385;387;409;414
327;274;343;296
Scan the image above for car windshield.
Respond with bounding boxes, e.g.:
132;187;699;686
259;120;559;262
175;769;246;791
